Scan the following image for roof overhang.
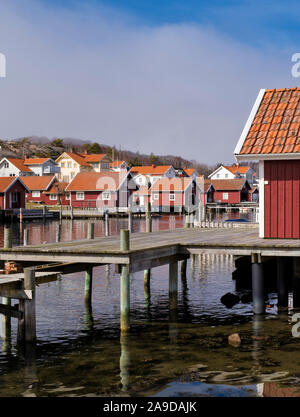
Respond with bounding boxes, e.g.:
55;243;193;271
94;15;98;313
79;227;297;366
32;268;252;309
235;152;300;161
234;88;266;156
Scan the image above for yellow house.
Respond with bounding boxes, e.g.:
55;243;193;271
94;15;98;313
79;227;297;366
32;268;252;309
56;152;110;182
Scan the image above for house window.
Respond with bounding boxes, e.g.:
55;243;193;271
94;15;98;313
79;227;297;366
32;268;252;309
102;192;110;200
9;174;16;177
4;162;9;168
153;194;159;200
68;162;72;168
223;192;228;200
61;163;65;168
169;194;175;201
76;192;84;200
65;193;70;200
225;173;228;178
217;174;220;178
44;166;50;173
50;194;57;200
32;191;41;198
93;163;99;169
101;162;109;169
11;192;18;203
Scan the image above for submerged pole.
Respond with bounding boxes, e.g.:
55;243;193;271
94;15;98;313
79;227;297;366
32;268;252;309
169;261;178;311
181;259;187;278
84;224;95;305
18;268;36;344
2;222;12;337
251;253;265;315
120;229;130;333
277;257;288;309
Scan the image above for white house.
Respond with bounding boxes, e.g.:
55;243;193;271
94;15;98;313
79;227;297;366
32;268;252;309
23;158;60;176
208;164;256;185
130;165;176;187
0;158;34;177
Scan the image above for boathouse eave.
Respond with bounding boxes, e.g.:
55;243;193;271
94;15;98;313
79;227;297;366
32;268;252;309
235;152;300;161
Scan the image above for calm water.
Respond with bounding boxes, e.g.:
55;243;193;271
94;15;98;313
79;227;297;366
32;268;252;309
0;211;300;397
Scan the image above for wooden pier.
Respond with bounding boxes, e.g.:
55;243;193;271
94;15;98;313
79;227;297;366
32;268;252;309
1;223;300;344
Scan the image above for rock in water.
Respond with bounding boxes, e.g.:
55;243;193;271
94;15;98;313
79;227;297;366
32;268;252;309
240;292;253;303
220;292;240;308
228;333;241;346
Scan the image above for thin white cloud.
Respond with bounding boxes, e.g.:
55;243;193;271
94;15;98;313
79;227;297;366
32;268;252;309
0;0;296;164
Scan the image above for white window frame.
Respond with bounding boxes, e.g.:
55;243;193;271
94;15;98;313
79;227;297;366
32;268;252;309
50;194;58;201
67;162;72;168
44;166;50;173
169;193;175;201
65;193;70;200
102;192;111;200
61;162;65;168
153;193;159;200
223;192;229;200
4;162;9;168
76;192;84;201
32;191;41;198
11;192;18;203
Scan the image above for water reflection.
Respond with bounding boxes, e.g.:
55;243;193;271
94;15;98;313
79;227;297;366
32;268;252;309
1;213;300;397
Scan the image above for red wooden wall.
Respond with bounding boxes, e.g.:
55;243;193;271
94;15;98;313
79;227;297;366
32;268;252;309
264;160;300;238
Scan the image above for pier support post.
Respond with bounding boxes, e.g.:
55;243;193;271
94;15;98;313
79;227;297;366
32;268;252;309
18;268;36;344
169;261;178;311
145;202;152;233
293;258;300;309
84;266;93;306
251;253;265;315
71;206;74;220
0;297;11;342
144;269;151;301
20;208;23;224
277;257;288;309
105;211;109;237
87;222;95;240
23;228;29;246
185;214;190;229
56;223;61;243
120;334;130;391
128;208;132;233
181;259;187;278
120;229;130;333
42;206;46;221
59;205;62;222
2;223;12;337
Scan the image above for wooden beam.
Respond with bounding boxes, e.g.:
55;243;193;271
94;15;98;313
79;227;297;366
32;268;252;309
130;254;189;273
0;303;21;318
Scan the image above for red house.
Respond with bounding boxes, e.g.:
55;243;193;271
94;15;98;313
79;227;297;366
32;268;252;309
234;87;300;239
44;182;70;206
0;177;28;209
150;177;200;213
211;179;250;204
20;176;56;204
66;171;137;209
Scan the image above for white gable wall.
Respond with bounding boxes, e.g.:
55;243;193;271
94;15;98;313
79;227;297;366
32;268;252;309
210;166;235;180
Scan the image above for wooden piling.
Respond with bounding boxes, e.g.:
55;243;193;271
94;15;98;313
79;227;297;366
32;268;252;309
87;222;95;240
4;224;13;249
120;229;130;251
169;261;178;311
0;297;11;342
181;259;187;278
251;253;265;315
59;205;62;222
84;266;93;305
18;268;36;344
105;211;109;236
71;206;74;220
42;206;46;221
120;265;130;333
56;223;61;243
24;228;29;246
128;208;132;233
277;257;288;309
20;208;23;224
145;202;152;233
144;269;151;300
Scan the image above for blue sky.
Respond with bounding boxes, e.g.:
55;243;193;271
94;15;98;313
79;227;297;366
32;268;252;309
0;0;299;164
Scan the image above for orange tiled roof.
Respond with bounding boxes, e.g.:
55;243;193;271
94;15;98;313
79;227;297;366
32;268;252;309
224;164;251;174
110;160;126;168
184;168;196;177
211;179;248;191
82;154;107;163
239;87;300;155
62;152;90;167
66;172;128;191
20;175;55;191
45;181;69;194
6;158;33;172
150;177;193;192
130;165;172;176
0;177;19;192
24;158;52;165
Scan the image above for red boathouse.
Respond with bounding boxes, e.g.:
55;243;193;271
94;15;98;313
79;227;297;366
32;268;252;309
234;87;300;238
